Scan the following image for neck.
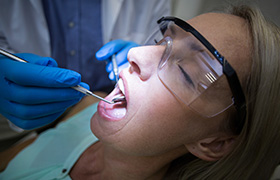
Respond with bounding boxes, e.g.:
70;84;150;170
71;142;188;179
101;144;188;179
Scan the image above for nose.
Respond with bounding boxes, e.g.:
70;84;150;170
127;46;165;81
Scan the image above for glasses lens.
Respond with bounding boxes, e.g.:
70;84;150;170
157;22;233;117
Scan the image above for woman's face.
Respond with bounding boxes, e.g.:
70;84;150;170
91;13;251;156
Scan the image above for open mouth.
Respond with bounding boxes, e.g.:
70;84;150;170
98;78;127;121
112;79;126;104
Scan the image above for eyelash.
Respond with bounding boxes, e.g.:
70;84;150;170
178;65;195;88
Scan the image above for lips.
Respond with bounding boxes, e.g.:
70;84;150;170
97;76;128;121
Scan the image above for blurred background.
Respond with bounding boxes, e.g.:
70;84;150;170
172;0;280;26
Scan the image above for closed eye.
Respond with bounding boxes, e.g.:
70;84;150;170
178;65;195;88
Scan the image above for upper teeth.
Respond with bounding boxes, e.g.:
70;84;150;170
118;79;125;95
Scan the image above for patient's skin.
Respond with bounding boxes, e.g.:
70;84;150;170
71;13;251;179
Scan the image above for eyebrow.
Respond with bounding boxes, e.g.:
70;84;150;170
167;24;205;52
189;41;204;52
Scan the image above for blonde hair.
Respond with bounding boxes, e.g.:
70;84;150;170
173;5;280;180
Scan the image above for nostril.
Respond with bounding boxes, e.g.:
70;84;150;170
129;61;141;75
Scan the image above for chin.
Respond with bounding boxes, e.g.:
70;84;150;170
90;73;132;137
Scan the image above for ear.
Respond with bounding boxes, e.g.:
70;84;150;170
185;135;236;161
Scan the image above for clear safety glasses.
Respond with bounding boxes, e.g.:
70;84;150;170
145;17;246;131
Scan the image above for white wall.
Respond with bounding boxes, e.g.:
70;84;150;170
172;0;280;26
171;0;204;20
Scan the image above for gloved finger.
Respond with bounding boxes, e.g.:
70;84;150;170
16;53;58;67
1;111;66;130
0;59;81;87
119;62;130;71
108;62;130;80
0;76;88;104
106;44;138;72
96;39;138;61
96;39;128;60
0;97;80;120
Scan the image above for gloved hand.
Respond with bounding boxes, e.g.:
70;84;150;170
0;53;89;130
96;39;138;80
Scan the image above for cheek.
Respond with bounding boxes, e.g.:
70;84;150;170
129;93;223;156
113;88;197;155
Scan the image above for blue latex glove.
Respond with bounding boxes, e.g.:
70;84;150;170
96;39;138;80
0;53;89;130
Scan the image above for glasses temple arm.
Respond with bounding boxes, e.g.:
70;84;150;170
223;60;247;133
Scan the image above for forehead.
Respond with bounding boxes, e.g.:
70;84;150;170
187;13;252;83
187;13;246;46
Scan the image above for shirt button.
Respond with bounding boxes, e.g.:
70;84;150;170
62;168;67;173
70;50;76;56
68;21;75;28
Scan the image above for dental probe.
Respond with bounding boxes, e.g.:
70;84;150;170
0;48;114;104
111;54;119;82
111;54;126;103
